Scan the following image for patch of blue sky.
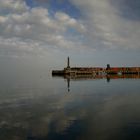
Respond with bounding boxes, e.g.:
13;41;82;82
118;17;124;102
66;28;87;42
25;0;81;19
65;27;88;44
25;0;37;8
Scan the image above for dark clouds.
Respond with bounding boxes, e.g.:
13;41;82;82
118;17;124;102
110;0;140;20
71;0;140;50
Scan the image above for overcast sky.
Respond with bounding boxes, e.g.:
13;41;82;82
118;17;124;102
0;0;140;68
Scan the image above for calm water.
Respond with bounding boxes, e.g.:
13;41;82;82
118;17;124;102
0;70;140;140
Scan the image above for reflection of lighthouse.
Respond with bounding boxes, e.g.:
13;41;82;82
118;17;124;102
67;56;70;68
67;78;70;92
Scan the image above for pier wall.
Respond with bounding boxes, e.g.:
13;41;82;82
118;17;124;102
52;67;140;76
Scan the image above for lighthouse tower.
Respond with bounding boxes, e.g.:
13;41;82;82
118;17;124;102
67;57;70;68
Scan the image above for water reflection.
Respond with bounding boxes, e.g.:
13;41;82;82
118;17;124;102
0;74;140;140
53;74;140;92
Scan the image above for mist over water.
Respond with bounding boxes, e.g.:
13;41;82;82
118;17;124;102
0;61;140;140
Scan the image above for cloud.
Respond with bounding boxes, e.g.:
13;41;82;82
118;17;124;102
0;37;45;58
0;0;140;59
55;12;86;33
0;0;87;57
110;0;140;21
0;0;28;14
71;0;140;50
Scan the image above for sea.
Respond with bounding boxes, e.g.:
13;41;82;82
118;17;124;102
0;65;140;140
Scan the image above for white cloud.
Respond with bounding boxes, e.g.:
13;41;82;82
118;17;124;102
0;37;46;58
0;0;28;14
0;0;140;58
55;12;86;33
0;0;87;57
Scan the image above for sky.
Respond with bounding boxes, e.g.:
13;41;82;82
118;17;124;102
0;0;140;69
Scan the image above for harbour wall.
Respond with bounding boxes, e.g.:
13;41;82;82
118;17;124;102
52;67;140;76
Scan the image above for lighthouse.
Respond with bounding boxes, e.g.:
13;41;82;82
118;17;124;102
67;57;70;68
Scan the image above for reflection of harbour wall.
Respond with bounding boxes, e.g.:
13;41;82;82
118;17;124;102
64;73;140;80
